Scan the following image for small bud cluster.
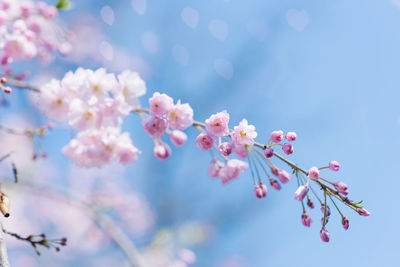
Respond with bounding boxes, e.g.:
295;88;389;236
142;92;193;160
3;229;67;255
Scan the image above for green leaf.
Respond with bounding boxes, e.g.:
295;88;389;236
56;0;71;10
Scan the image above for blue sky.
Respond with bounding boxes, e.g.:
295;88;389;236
9;0;400;266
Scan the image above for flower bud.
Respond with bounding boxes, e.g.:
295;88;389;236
218;142;232;156
195;132;215;150
3;86;11;94
285;131;297;141
270;130;284;143
270;179;281;190
321;216;329;225
294;185;308;201
342;217;349;230
263;147;273;158
153;142;171;160
254;185;264;199
208;160;222;178
357;208;370;216
308;166;319;181
307;197;314;209
0;192;10;217
282;143;293;155
277;169;291;184
334;181;349;196
169;130;187;146
320;228;330;242
329;160;340;171
301;211;312;227
321;204;331;216
0;77;7;84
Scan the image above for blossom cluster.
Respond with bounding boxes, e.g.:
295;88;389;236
0;0;70;66
195;111;256;184
142;92;193;160
38;68;146;167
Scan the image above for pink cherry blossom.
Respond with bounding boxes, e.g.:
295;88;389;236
205;110;230;137
233;144;248;158
195;132;215;150
218;159;248;184
169;130;187;146
329;160;340;171
142;115;168;139
285;131;297;141
117;70;147;109
149;92;174;115
38;79;71;121
167;100;194;130
208;160;223;178
270;130;283;143
308;166;319;181
232;119;257;146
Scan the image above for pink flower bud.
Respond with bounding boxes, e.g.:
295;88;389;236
308;166;319;181
3;86;11;94
342;217;349;230
320;228;330;242
271;166;279;177
307;197;314;209
301;211;312;227
321;216;329;225
0;77;6;84
334;181;349;196
357;208;370;216
285;131;297;141
208;160;222;178
142;116;167;138
264;147;273;158
218;142;232;156
254;185;264;199
154;142;171;160
282;143;293;155
321;204;331;216
277;169;291;184
261;182;267;196
270;130;283;143
329;160;340;171
294;185;309;201
195;132;215;150
270;179;281;190
169;130;187;146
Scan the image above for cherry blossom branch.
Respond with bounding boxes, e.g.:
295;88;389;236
2;228;67;255
9;183;145;267
1;78;40;93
